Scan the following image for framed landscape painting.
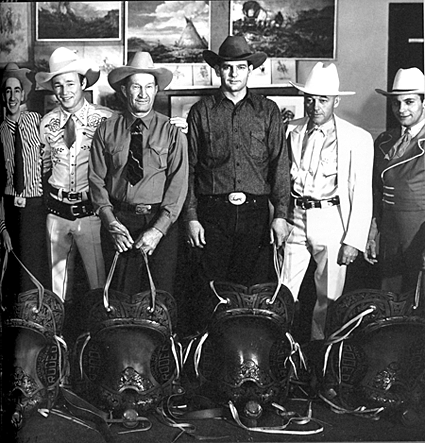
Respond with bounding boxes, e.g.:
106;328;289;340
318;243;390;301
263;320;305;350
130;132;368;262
36;2;122;41
231;0;336;59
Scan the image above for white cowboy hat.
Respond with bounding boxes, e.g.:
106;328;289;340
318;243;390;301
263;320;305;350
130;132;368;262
108;52;173;92
35;47;100;91
376;67;425;96
290;62;355;96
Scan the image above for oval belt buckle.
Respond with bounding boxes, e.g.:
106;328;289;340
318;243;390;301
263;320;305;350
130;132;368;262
228;192;246;205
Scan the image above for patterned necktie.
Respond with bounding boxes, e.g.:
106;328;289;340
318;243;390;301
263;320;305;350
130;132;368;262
125;119;144;185
386;128;411;160
63;115;76;148
14;122;25;194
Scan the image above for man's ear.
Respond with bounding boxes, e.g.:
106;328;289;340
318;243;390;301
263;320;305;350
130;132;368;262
121;84;128;98
81;77;87;90
334;96;341;108
21;89;25;103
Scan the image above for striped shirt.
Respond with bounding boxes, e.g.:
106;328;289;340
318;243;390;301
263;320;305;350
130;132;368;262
0;111;43;198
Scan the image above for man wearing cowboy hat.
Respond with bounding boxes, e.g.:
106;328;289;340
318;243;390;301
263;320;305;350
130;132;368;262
36;47;114;302
364;67;425;293
283;62;374;340
183;35;291;298
0;62;48;294
89;52;188;296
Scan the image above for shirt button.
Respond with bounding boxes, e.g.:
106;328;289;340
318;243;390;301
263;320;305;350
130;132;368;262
234;128;237;132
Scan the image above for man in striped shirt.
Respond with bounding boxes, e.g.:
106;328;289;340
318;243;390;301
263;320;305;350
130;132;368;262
0;63;48;294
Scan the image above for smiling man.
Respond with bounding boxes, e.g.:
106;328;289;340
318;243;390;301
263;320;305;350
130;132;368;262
284;62;374;340
88;52;188;296
364;68;425;293
36;47;114;302
0;63;48;295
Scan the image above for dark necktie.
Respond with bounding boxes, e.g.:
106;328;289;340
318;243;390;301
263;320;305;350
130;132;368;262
125;119;144;185
14;122;25;194
386;128;411;160
63;115;76;148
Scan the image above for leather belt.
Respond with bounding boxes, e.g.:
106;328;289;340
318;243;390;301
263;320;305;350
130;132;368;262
294;196;340;210
199;193;267;206
49;187;86;202
46;195;94;221
112;199;161;215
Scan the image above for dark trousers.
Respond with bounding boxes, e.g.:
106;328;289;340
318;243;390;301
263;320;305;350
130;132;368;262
2;196;48;295
101;209;179;296
196;196;271;287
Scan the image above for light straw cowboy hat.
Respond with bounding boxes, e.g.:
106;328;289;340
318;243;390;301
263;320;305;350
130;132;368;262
290;62;355;96
203;35;267;70
108;52;173;92
1;63;33;101
375;67;425;96
35;47;100;91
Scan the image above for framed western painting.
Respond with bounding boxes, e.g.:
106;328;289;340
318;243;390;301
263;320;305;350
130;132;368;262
0;2;32;66
126;1;210;63
230;0;336;59
35;2;123;41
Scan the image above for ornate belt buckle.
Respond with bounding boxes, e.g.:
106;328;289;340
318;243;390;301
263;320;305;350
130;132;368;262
14;196;26;208
228;192;246;206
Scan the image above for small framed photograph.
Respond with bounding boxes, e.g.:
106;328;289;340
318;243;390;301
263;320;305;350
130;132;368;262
35;2;123;42
247;59;272;88
161;64;193;89
171;96;202;118
271;59;296;85
268;96;304;124
193;64;212;87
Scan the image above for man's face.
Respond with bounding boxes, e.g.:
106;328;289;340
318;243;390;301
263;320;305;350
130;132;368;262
391;94;425;128
122;73;157;116
3;77;24;118
304;94;339;126
215;60;252;93
52;71;86;113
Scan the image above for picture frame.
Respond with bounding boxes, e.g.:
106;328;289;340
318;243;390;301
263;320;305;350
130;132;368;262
230;0;337;59
271;59;297;85
170;96;202;118
0;2;32;66
35;2;123;42
126;1;210;63
267;96;304;124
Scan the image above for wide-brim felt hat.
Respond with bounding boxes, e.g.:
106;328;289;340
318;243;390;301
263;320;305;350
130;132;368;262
35;47;100;91
1;63;32;100
290;62;355;96
376;67;425;96
203;35;267;70
108;52;173;92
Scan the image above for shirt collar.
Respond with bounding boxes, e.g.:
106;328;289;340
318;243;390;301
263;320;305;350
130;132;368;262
60;99;89;127
401;118;425;139
124;109;155;131
306;116;335;136
213;88;254;109
5;114;22;130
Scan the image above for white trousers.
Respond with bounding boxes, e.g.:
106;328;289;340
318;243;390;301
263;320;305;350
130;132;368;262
46;213;105;301
282;205;347;340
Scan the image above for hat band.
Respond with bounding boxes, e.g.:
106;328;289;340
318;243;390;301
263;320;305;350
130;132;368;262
218;51;253;59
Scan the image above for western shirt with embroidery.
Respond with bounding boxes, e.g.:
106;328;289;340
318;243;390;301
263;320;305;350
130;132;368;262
40;99;114;193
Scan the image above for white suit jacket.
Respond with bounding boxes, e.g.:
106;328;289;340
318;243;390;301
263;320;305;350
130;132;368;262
286;115;374;252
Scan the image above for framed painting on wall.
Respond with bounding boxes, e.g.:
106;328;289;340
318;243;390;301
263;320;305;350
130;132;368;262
35;2;122;41
126;1;210;63
267;96;304;124
171;96;202;118
0;2;32;66
230;0;336;59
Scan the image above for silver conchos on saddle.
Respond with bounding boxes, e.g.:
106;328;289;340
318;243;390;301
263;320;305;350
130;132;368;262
187;281;297;417
2;251;66;430
72;252;180;425
318;288;425;423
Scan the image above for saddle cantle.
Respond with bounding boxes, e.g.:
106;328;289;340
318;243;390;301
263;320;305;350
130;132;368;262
72;251;180;425
185;280;299;419
2;251;66;429
319;286;425;423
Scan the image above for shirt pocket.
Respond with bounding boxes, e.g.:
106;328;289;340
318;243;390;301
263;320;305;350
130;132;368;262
249;131;267;161
149;144;168;170
320;155;337;177
205;131;228;161
110;145;128;170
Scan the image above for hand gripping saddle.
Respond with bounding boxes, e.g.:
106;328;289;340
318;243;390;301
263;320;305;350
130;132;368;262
1;251;67;430
318;276;425;424
72;251;181;427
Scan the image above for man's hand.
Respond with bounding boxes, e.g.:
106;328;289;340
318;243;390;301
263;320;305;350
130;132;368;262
109;220;134;253
169;117;188;134
134;227;163;256
364;239;378;265
1;229;13;252
338;244;359;266
186;220;206;248
270;218;293;249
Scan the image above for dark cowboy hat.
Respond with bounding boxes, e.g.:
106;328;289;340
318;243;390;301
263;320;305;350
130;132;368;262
203;35;267;70
1;63;32;101
108;52;173;92
35;47;100;91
